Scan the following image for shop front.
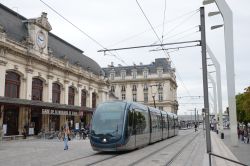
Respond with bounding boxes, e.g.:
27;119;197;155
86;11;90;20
0;97;93;136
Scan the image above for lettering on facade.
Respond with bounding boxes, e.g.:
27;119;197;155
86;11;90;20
42;109;78;116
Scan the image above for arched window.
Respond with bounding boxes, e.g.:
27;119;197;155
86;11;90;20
81;90;87;107
68;87;75;105
92;93;96;108
52;83;60;103
32;78;43;101
5;71;20;98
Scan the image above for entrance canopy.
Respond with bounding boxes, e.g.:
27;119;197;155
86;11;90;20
0;96;94;114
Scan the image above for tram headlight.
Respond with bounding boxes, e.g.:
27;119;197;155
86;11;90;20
102;138;107;143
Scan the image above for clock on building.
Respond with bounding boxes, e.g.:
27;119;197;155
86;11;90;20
36;30;46;49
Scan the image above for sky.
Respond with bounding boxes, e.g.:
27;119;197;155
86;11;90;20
1;0;249;115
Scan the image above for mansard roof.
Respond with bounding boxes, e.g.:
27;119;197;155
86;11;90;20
102;58;174;77
0;3;102;76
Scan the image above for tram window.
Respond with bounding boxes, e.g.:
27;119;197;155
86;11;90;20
134;109;149;134
125;109;133;138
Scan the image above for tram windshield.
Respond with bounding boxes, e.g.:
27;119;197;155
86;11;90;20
91;102;126;137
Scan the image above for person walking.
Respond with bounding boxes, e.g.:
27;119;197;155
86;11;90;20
194;123;198;132
63;125;70;150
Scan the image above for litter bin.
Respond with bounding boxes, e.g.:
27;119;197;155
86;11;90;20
221;132;224;139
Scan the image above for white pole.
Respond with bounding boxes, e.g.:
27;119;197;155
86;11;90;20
208;73;218;130
214;0;238;146
207;45;224;135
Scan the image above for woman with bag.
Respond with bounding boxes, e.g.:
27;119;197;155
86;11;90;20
63;126;70;150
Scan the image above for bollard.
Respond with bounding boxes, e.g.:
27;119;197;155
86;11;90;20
216;130;218;134
221;132;224;139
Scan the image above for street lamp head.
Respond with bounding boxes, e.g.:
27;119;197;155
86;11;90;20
208;11;221;17
211;24;224;30
203;0;215;5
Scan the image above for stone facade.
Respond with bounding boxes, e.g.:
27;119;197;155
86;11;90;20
102;59;178;114
0;4;109;136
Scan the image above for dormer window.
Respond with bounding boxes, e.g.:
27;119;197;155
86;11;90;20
121;71;126;80
110;73;115;80
157;69;163;78
143;70;148;78
132;71;137;79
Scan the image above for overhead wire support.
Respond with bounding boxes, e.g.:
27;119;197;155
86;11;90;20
149;44;200;52
97;40;200;52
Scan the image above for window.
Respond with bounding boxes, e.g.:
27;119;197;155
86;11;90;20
158;70;163;78
133;93;137;102
110;73;115;80
144;93;148;103
159;106;163;111
121;72;126;80
5;71;20;98
158;84;163;90
143;84;148;91
32;78;43;101
132;85;137;91
81;90;87;107
111;86;115;92
68;87;75;105
143;71;148;78
122;94;126;100
92;93;97;108
121;85;126;92
158;92;163;101
132;71;136;79
52;83;60;103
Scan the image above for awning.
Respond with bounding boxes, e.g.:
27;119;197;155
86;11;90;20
0;96;94;113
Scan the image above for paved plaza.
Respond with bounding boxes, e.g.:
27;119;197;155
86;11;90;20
0;129;249;166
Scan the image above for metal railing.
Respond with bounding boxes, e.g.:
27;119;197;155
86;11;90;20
209;152;248;166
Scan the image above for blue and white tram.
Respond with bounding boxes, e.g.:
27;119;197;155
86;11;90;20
90;101;178;151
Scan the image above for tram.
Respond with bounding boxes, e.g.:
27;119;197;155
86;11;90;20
90;101;178;151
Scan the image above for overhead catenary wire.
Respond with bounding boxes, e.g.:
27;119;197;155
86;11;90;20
161;0;167;43
135;0;201;107
39;0;128;65
107;9;200;48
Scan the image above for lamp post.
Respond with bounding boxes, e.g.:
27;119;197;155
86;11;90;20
203;0;238;146
150;84;158;108
207;45;224;138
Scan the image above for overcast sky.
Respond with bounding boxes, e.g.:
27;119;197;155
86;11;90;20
1;0;249;115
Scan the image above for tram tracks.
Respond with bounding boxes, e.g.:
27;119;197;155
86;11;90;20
165;131;201;166
52;130;199;166
52;153;118;166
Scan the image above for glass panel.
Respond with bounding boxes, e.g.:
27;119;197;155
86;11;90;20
91;102;126;136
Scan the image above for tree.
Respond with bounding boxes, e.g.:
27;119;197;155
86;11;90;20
236;86;250;124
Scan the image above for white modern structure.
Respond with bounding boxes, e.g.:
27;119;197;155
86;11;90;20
203;0;238;146
207;45;224;135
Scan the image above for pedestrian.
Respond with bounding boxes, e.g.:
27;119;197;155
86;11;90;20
63;125;70;150
243;128;248;143
237;126;240;139
22;127;27;139
194;123;198;132
247;127;250;144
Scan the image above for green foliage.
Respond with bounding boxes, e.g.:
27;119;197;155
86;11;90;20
236;86;250;123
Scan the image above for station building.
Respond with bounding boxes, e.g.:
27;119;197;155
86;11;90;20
102;59;178;114
0;4;109;136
